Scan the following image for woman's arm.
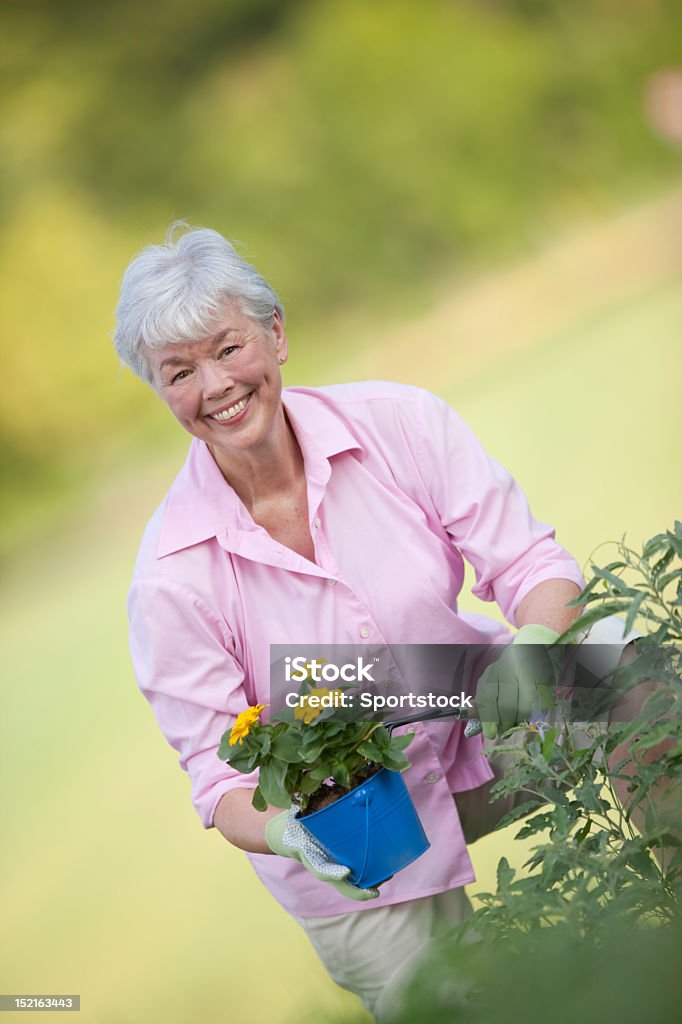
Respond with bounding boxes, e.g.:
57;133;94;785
213;789;282;854
514;579;582;634
407;390;586;626
129;577;269;833
217;791;382;901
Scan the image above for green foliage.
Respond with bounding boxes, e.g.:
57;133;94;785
386;903;682;1024
389;524;682;1021
4;0;682;319
559;522;682;645
218;686;414;813
468;525;682;938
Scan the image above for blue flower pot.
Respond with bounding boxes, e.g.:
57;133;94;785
300;768;430;889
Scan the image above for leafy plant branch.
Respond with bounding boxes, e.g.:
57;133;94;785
453;524;682;948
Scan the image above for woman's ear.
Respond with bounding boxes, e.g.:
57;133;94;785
272;310;288;365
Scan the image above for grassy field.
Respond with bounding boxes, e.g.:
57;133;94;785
1;198;680;1023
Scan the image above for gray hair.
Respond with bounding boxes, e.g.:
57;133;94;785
113;222;285;384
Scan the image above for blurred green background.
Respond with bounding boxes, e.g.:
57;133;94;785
1;1;681;1021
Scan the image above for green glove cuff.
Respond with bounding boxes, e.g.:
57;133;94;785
264;811;289;857
513;624;560;646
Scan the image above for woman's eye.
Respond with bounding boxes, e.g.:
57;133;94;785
171;369;190;384
219;345;238;358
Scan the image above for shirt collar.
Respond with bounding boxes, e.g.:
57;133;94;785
156;386;363;559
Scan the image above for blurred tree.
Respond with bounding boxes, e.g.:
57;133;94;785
1;0;680;544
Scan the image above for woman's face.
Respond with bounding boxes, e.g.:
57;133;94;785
146;302;288;462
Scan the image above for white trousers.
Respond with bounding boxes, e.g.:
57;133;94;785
295;886;473;1020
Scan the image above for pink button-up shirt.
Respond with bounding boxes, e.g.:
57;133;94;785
129;382;584;917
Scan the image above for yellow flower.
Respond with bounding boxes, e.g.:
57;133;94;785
229;703;268;746
294;688;344;725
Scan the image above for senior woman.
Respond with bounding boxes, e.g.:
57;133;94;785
114;225;633;1020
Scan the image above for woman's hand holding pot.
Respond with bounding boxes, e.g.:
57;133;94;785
265;806;380;901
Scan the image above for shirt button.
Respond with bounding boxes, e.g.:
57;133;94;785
360;627;370;638
314;517;321;528
426;772;439;783
327;579;337;586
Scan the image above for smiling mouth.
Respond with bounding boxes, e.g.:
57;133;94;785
208;393;252;422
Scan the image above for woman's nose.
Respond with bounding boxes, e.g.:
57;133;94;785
200;361;233;399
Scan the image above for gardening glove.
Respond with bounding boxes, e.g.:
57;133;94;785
265;806;380;902
466;624;564;741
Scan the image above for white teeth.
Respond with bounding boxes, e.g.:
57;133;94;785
213;397;248;421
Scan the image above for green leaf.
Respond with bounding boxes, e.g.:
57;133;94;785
567;577;601;606
540;785;570;806
381;751;410;772
667;534;682;560
652;549;675;578
592;567;635;594
371;727;391;750
575;818;592;844
332;760;351;789
217;733;238;761
632;722;676;751
271;733;303;763
565;602;632;635
658;568;682;591
517;813;553;839
624;589;646;636
218;739;256;769
284;765;302;793
641;687;676;720
526;739;541;759
299;739;327;763
251;786;268;812
257;758;290;809
642;533;669;559
649;831;682;849
390;731;415;752
496;857;515;891
573;781;603;814
319;722;349;738
298;765;332;794
357;741;382;761
493;799;544;831
541;728;559;761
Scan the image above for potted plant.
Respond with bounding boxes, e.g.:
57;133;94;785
217;681;430;888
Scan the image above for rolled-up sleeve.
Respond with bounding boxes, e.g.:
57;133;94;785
128;577;258;828
413;390;585;626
